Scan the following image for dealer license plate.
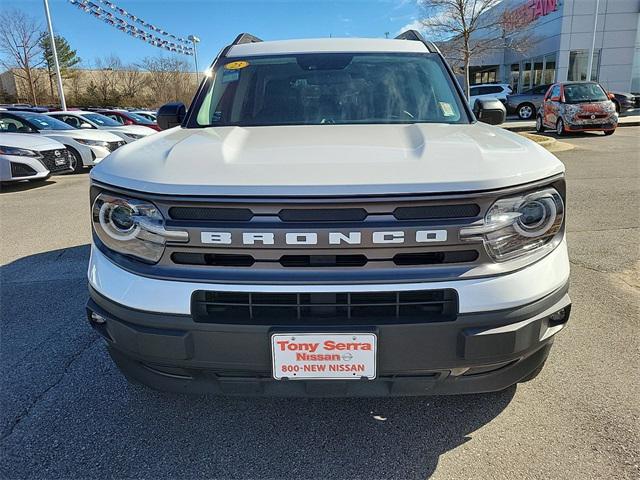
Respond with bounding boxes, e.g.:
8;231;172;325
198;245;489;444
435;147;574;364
271;333;377;380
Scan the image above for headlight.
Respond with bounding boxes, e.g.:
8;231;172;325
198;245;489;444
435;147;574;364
126;133;145;140
0;145;41;157
73;138;109;147
460;186;564;262
92;192;188;263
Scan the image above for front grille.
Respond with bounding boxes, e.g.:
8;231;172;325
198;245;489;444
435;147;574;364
191;289;458;325
149;192;495;283
39;149;71;172
577;114;608;120
106;141;125;152
10;162;37;177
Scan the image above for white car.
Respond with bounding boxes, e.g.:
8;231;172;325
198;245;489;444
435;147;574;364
468;83;512;108
0;111;125;173
47;110;156;143
0;132;72;183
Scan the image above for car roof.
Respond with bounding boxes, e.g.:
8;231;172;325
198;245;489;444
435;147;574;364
227;38;429;57
48;110;94;115
557;81;599;85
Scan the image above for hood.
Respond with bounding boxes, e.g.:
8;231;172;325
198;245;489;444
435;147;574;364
110;125;157;135
91;123;565;196
41;128;122;142
0;133;65;151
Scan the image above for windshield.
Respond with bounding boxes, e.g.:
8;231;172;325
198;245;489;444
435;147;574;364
125;112;155;124
563;83;608;103
193;53;468;127
82;112;121;127
18;113;74;130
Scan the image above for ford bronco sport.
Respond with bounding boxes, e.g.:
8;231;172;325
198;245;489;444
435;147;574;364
87;31;571;396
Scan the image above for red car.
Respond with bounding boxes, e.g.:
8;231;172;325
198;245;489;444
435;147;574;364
536;82;617;136
97;110;160;131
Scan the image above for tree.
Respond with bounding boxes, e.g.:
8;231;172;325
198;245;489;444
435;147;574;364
0;9;43;105
118;65;147;104
416;0;534;98
39;34;81;101
140;56;197;106
86;55;122;106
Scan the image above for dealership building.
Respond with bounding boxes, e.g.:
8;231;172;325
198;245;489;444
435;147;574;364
468;0;640;93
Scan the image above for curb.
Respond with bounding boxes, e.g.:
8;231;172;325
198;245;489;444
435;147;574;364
503;120;640;132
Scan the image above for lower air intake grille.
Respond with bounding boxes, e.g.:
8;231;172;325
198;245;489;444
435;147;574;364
191;289;458;325
10;162;37;177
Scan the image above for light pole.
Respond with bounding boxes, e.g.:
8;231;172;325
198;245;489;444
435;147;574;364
188;35;200;83
587;0;600;81
43;0;67;110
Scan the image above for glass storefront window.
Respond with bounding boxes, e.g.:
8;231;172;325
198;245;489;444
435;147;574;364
544;54;556;84
522;62;532;90
533;57;544;86
568;50;600;81
510;64;520;93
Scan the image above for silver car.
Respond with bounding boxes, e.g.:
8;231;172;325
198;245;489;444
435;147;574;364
507;84;551;119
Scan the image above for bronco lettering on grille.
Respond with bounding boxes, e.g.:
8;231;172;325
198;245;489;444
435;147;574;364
200;230;447;246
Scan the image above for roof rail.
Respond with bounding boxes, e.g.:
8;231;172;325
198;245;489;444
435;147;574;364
394;29;438;53
231;33;263;46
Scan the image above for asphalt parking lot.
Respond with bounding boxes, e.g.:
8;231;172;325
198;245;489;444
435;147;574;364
1;127;638;480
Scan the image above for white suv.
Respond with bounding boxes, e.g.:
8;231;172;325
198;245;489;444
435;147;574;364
87;31;570;397
468;83;512;108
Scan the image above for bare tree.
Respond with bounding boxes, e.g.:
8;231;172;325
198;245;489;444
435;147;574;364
140;56;197;106
416;0;533;98
0;9;43;105
86;55;123;106
118;65;148;105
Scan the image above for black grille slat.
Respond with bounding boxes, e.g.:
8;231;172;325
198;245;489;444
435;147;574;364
280;255;367;267
393;250;479;266
278;208;367;222
394;204;480;220
171;252;254;267
192;289;458;325
169;207;254;221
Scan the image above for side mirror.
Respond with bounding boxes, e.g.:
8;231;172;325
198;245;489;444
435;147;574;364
608;92;615;100
80;122;93;129
157;102;186;130
473;98;506;125
124;119;134;125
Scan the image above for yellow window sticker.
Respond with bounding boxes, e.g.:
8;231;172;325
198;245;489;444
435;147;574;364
439;102;455;117
224;61;250;70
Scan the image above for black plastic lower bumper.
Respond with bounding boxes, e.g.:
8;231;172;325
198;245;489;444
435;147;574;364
87;283;570;397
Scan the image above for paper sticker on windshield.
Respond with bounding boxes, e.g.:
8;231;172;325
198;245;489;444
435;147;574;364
439;102;455;117
224;60;249;70
222;70;239;83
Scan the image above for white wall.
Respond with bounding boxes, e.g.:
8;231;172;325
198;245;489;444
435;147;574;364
558;0;640;91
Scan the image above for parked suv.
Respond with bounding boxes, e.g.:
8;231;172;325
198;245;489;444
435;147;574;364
87;32;570;397
468;83;512;107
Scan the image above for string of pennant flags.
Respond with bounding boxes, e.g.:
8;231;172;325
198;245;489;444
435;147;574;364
67;0;194;55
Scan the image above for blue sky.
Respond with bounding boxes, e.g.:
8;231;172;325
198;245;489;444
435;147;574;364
11;0;421;68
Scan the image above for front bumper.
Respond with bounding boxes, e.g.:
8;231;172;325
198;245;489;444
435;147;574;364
87;271;571;396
